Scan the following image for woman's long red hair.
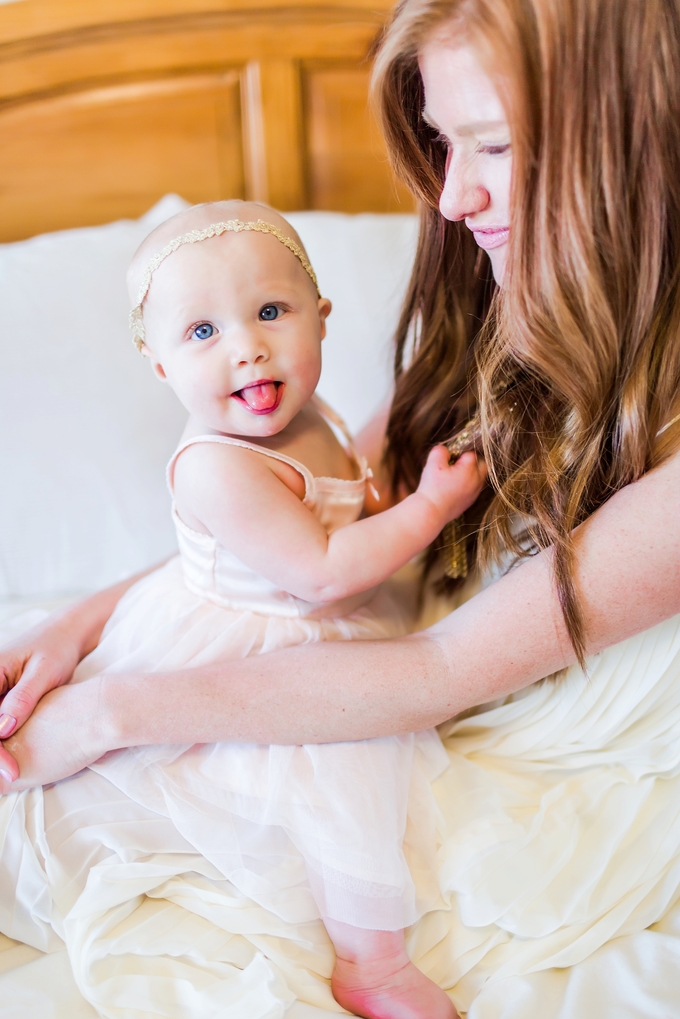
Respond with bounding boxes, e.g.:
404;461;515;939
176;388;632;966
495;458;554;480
374;0;680;662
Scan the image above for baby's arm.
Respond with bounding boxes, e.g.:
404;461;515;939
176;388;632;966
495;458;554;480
174;443;485;603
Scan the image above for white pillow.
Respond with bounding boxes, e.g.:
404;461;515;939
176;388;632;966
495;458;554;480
0;198;417;600
0;196;189;600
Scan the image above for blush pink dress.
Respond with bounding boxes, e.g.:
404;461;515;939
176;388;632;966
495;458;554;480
74;402;449;932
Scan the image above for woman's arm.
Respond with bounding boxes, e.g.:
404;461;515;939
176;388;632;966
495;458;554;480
3;449;680;788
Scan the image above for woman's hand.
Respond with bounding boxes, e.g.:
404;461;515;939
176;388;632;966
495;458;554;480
0;617;85;781
0;676;112;791
0;565;164;782
416;447;487;524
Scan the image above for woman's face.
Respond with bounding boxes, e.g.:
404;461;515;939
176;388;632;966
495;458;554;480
419;38;512;285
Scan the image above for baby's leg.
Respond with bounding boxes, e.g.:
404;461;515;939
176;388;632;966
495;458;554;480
325;918;457;1019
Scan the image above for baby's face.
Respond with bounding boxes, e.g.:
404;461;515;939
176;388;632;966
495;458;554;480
141;231;330;437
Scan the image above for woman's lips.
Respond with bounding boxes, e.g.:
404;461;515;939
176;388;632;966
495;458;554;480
232;380;283;414
470;227;510;251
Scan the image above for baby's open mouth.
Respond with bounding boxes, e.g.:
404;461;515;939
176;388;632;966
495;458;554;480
232;380;283;414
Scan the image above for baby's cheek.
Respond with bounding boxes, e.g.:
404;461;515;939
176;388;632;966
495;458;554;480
169;374;211;417
286;350;321;392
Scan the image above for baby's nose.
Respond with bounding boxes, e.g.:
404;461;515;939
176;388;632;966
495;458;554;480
228;326;270;366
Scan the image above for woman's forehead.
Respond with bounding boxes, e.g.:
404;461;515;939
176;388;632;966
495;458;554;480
419;40;508;135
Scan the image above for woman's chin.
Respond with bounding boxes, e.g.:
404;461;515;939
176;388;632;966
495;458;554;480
488;247;507;287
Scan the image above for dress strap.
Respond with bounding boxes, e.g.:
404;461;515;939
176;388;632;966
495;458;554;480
311;394;379;498
166;434;315;499
311;395;363;467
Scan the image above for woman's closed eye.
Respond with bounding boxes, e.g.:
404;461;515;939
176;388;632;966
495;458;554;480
481;143;511;156
192;323;215;341
259;304;283;321
432;131;509;158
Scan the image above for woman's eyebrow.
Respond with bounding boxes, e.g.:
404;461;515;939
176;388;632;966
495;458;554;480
422;108;508;137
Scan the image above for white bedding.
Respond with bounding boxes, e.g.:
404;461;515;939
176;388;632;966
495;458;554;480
2;924;679;1019
0;946;334;1019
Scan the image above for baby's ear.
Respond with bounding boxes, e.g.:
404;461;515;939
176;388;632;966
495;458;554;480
318;297;332;340
141;345;168;381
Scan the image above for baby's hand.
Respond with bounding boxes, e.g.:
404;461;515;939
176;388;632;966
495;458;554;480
416;447;487;524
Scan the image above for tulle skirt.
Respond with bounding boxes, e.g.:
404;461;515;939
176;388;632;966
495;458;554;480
74;556;449;931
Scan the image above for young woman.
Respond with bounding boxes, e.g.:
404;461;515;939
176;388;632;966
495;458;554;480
1;0;680;1015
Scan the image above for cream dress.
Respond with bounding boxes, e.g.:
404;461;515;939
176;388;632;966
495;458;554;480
60;403;448;935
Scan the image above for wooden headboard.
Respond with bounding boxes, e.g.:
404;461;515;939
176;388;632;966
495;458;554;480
0;0;414;242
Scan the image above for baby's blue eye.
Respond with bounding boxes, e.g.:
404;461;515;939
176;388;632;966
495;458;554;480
259;305;280;321
193;323;214;340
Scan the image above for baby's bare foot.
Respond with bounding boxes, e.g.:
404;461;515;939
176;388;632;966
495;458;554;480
331;953;458;1019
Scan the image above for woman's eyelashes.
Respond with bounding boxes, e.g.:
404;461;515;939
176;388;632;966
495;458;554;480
481;142;511;156
433;130;509;158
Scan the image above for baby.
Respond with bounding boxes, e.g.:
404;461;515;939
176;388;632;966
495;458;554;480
76;200;482;1019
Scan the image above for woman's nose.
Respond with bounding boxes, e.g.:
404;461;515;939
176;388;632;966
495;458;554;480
439;156;490;222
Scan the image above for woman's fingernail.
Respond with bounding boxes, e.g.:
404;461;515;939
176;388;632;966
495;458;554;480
0;715;17;738
0;769;13;783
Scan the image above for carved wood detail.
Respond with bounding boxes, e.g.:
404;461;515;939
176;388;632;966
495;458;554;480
242;59;307;210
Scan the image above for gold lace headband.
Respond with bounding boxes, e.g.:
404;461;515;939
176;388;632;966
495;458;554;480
129;219;320;352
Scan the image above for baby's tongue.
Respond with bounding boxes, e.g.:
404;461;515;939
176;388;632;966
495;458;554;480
240;382;279;411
